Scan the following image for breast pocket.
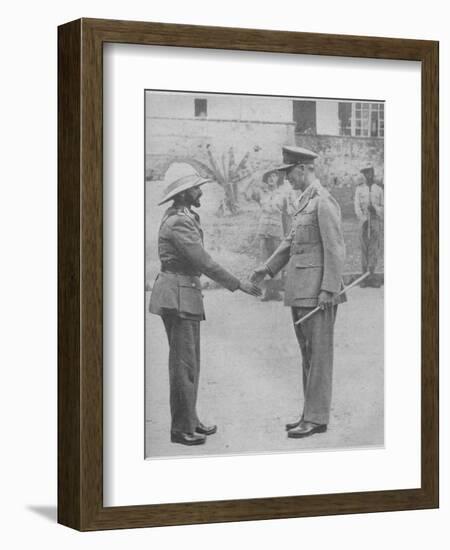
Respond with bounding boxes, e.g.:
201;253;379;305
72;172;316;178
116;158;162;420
294;212;320;244
294;250;323;268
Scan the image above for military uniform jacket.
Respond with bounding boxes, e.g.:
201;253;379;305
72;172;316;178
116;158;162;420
265;181;346;308
149;206;240;320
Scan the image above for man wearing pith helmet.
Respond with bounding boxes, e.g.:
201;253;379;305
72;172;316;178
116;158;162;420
251;146;346;439
149;162;261;446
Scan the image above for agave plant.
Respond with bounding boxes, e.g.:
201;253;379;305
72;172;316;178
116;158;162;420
183;144;261;215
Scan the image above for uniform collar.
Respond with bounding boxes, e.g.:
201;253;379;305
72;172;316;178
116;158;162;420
184;207;200;223
169;205;200;220
162;205;201;225
295;180;321;213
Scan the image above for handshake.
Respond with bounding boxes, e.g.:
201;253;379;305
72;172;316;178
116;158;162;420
237;265;270;297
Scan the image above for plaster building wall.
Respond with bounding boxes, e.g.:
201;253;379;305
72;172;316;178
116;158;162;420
146;93;293;121
146;93;297;179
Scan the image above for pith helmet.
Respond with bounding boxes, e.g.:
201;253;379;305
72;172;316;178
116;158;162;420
262;166;283;183
158;162;211;205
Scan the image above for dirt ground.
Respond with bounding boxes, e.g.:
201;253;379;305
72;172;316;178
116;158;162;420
145;285;384;459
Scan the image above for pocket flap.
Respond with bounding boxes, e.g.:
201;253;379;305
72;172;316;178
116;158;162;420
294;212;317;225
178;278;204;316
177;275;202;290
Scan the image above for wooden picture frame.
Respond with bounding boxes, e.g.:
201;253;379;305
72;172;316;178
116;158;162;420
58;18;439;531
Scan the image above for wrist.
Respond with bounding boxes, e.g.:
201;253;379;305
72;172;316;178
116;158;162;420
238;279;247;290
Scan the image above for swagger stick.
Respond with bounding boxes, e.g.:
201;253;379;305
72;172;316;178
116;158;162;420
294;271;371;326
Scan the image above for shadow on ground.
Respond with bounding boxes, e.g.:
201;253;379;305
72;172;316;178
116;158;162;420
27;505;57;523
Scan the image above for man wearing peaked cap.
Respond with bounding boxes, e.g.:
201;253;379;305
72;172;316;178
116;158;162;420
149;162;261;446
277;147;320;232
251;146;346;439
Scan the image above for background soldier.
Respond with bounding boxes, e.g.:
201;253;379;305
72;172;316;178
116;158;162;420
149;163;261;446
354;166;384;287
251;146;346;439
255;168;285;301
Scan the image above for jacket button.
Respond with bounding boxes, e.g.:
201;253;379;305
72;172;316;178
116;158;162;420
192;283;196;288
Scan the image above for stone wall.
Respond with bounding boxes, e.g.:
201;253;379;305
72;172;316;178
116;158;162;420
145;117;384;219
295;134;384;186
294;134;384;218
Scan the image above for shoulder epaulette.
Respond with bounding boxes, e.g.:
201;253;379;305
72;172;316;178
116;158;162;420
159;207;184;229
177;208;199;223
163;207;197;227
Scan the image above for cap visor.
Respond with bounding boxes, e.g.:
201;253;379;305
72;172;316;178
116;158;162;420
274;163;296;172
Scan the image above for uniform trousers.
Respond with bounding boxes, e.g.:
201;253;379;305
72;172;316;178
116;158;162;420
291;306;338;426
162;313;201;434
360;216;381;274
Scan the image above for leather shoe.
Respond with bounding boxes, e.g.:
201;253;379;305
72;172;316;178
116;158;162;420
287;421;327;439
170;431;206;446
195;422;217;436
285;419;302;431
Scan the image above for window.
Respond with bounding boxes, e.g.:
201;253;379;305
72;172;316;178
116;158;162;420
194;98;207;118
292;100;316;134
338;102;384;137
354;102;384;137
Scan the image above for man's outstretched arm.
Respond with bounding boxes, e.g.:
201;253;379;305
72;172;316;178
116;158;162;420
170;216;261;296
251;229;293;283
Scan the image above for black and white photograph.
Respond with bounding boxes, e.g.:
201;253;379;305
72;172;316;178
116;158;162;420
145;91;384;458
3;0;445;544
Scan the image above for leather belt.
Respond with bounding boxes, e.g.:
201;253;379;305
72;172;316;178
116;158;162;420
161;263;199;277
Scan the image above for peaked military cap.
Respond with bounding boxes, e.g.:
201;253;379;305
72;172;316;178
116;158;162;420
272;146;319;172
282;146;318;165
